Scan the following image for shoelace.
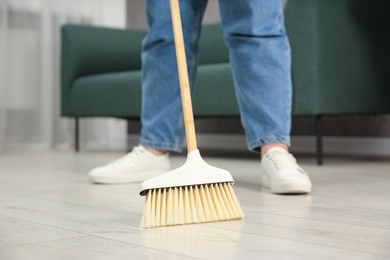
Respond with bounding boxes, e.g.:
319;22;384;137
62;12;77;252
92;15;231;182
108;146;145;167
266;151;299;172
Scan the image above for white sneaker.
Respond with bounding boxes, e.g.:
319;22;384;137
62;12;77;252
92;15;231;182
88;146;171;184
261;147;312;194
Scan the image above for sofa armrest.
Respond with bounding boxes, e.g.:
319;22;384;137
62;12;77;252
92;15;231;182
61;24;146;114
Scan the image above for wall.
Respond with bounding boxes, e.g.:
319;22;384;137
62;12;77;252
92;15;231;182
101;0;127;28
0;0;128;151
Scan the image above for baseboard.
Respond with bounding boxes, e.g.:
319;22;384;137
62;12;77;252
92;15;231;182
291;136;390;157
128;134;390;157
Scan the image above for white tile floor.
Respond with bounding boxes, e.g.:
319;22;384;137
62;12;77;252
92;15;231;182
0;149;389;259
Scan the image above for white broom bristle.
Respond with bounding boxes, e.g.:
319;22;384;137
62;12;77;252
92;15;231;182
140;183;244;228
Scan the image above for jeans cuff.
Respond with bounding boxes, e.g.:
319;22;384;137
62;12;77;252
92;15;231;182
247;135;291;154
139;138;183;153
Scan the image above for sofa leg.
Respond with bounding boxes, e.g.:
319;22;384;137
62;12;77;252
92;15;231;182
75;117;79;152
315;115;323;165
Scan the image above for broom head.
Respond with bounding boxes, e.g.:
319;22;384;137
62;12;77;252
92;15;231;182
139;150;244;228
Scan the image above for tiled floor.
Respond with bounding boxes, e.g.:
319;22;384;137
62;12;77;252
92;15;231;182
0;149;389;259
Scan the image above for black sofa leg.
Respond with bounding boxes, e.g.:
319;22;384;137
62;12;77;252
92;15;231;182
315;115;323;165
75;117;79;152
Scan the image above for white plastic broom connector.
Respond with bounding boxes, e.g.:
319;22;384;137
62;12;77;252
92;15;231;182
140;149;234;196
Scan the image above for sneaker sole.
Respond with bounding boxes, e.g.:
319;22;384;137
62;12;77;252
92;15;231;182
261;174;311;194
89;169;169;184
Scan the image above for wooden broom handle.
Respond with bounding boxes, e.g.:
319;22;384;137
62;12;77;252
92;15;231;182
170;0;198;152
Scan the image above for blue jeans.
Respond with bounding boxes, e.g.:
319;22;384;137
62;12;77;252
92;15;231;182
140;0;292;153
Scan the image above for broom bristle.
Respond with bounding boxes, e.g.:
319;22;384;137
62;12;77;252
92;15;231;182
140;183;244;228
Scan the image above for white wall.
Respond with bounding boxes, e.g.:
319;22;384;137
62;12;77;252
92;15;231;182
101;0;126;28
0;0;128;151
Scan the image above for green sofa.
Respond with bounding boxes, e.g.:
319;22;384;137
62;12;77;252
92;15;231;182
61;0;390;164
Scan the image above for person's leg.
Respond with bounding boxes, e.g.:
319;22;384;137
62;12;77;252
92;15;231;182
89;0;209;184
140;0;208;154
218;0;311;194
218;0;292;154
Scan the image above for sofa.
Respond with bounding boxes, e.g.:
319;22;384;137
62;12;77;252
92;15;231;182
61;0;390;164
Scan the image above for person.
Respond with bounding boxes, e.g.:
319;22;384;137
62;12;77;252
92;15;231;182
88;0;312;194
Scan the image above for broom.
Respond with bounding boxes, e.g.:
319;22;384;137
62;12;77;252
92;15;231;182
139;0;244;228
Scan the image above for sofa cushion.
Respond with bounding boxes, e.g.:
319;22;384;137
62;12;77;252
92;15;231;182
194;63;240;116
68;71;142;117
199;24;230;65
66;62;240;118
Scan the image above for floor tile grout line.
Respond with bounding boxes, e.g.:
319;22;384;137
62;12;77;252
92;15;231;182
241;209;390;231
205;224;390;257
238;196;390;214
0;197;143;217
0;213;137;235
0;235;85;250
0;234;202;260
0;214;201;259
